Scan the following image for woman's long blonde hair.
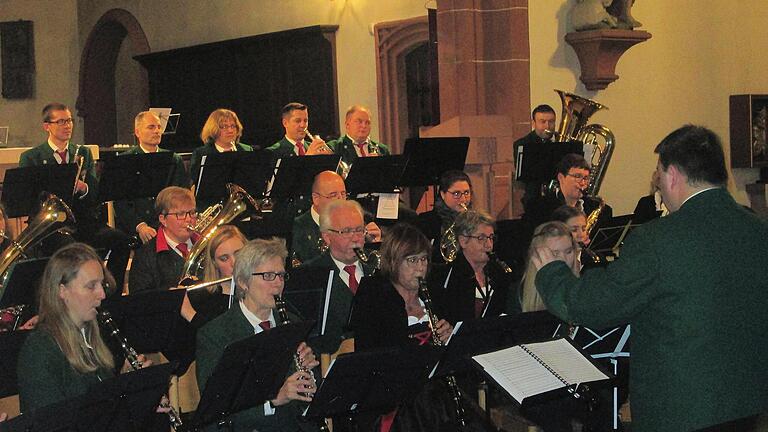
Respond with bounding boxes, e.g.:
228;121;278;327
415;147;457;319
37;243;115;373
202;225;247;291
520;221;580;312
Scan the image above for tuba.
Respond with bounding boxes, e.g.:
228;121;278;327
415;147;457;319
179;183;263;283
547;89;615;196
0;194;75;288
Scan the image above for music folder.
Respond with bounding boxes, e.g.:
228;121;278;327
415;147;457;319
400;137;469;188
194;150;274;203
1;164;78;218
0;363;174;432
472;338;612;407
344;155;406;194
0;257;49;317
266;154;341;199
193;321;315;429
97;151;176;202
515;141;584;183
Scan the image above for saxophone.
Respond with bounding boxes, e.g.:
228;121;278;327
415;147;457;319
439;203;468;263
273;295;329;432
98;310;185;430
417;277;466;427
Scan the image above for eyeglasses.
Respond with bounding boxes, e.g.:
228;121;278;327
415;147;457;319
164;210;197;220
567;173;591;182
445;190;471;199
252;271;290;281
326;226;366;238
461;233;496;243
219;124;238;130
314;191;348;200
46;118;74;126
404;255;429;266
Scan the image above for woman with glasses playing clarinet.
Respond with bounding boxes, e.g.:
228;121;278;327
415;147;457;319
196;238;320;432
16;243;165;425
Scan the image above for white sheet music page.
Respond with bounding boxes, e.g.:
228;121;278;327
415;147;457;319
472;338;608;403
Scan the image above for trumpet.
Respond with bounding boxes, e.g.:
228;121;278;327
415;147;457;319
98;310;185;430
304;129;333;153
72;144;86;196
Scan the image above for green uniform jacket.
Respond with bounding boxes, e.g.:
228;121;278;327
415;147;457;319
17;330;113;413
265;137;310;159
325;136;390;167
301;253;376;354
196;305;316;432
535;188;768;432
113;146;189;235
291;211;322;264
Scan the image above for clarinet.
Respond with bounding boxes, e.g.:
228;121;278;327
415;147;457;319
273;295;330;432
417;277;467;428
98;310;185;431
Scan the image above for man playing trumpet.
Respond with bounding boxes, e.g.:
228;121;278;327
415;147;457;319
266;102;333;157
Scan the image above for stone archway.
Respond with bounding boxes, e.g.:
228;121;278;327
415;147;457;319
374;16;430;155
77;9;150;146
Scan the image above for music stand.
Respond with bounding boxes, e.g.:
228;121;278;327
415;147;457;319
97;152;176;202
1;164;78;217
0;363;174;432
400;137;469;188
304;345;441;422
193;321;315;429
0;330;30;398
0;257;49;314
515;141;584;184
282;267;335;336
345;155;406;194
194;151;274;202
267;155;341;199
100;289;193;375
589;214;636;255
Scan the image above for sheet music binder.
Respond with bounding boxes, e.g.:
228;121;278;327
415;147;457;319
515;141;584;183
472;337;612;407
98;151;176;202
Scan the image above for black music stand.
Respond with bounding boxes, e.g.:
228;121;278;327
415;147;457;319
0;364;174;432
282;267;335;330
588;214;636;255
193;321;315;430
0;330;30;398
400;137;469;189
100;289;193;375
267;154;341;199
345;155;406;194
304;345;441;422
194;151;274;202
97;152;176;202
1;164;78;217
515;141;584;184
0;257;49;316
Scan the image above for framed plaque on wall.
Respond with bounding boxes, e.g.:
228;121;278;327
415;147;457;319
730;94;768;168
0;20;35;99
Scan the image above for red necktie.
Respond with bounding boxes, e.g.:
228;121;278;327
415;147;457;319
356;142;367;157
296;140;306;156
259;320;271;331
344;265;359;294
57;150;68;163
176;243;189;259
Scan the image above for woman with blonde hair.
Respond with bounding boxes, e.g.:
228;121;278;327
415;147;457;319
190;109;254;187
520;221;579;312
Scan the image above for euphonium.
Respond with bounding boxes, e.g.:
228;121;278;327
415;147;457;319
546;89;615;196
417;277;466;427
98;309;184;430
439;203;468;263
0;194;75;289
179;183;263;283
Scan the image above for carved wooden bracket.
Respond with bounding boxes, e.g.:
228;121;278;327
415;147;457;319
565;29;651;91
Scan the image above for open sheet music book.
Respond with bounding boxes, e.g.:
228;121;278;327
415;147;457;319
472;338;610;405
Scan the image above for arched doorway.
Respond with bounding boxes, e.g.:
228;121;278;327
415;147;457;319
77;9;150;146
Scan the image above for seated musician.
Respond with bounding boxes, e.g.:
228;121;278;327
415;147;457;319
16;243;159;414
19;102;131;294
185;225;246;327
301;199;377;354
523;153;613;235
430;209;521;325
196;238;320;432
291;170;381;265
114;111;189;244
129;186;198;293
415;170;472;264
350;223;463;431
551;205;605;270
326;105;390;167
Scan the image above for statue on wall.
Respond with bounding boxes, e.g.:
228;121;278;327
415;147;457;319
571;0;642;31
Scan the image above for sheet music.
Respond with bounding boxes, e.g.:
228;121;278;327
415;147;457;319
376;193;400;219
473;338;608;403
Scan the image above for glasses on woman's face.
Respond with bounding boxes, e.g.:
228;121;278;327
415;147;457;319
445;190;471;199
219;123;238;130
460;233;496;243
251;271;290;281
404;254;429;267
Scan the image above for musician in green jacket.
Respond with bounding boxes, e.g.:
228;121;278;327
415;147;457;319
533;125;768;432
196;238;319;432
326;105;390;167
